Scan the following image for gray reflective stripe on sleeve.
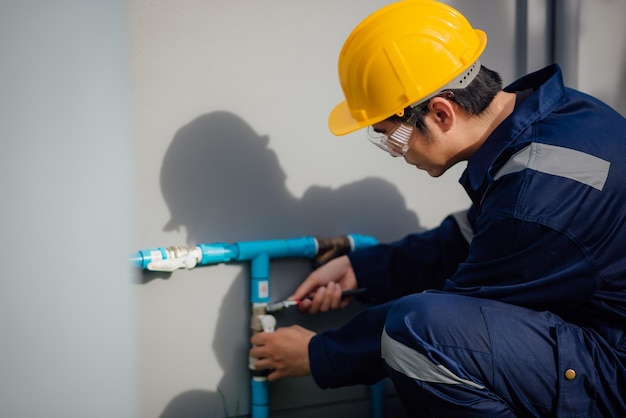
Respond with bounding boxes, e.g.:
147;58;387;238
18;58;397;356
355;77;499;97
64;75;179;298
451;209;474;243
493;143;610;191
381;328;485;389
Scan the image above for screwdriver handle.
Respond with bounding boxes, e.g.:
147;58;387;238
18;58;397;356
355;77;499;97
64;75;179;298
265;288;367;312
336;288;367;298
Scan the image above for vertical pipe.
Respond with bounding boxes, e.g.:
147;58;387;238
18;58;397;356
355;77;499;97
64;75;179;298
369;380;385;418
514;0;529;79
251;377;270;418
251;252;271;304
250;253;271;418
526;0;552;73
553;0;581;88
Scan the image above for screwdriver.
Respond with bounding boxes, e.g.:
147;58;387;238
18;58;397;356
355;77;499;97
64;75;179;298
265;288;367;312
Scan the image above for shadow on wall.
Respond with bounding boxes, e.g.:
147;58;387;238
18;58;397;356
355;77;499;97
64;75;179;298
153;111;420;417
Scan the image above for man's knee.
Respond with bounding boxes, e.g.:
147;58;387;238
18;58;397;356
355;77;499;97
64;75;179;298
384;292;461;344
383;292;498;361
382;293;490;393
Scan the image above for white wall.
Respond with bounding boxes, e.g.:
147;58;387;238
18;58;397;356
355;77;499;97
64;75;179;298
18;0;608;418
1;0;622;417
0;1;136;417
2;0;623;417
128;1;624;418
129;1;509;417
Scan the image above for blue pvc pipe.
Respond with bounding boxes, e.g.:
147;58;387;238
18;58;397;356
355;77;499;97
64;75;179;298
369;380;385;418
132;234;379;417
130;247;169;270
251;377;270;418
251;253;271;304
131;234;379;270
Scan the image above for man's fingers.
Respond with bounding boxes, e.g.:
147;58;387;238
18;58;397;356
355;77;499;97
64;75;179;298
250;332;267;347
253;357;273;371
267;369;285;382
249;344;265;359
297;282;345;313
297;298;313;312
319;282;337;312
330;282;343;310
308;286;326;314
248;325;315;381
289;276;323;302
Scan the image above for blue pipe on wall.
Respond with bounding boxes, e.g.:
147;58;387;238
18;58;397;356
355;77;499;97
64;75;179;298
369;380;385;418
132;234;382;418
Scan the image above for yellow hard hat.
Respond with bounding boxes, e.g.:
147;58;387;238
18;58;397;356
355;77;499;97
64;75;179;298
328;0;487;136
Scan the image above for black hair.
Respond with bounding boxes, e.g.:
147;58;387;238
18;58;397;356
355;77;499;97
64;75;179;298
390;65;503;135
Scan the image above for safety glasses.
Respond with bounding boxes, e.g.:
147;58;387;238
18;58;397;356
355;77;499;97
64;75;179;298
367;124;414;157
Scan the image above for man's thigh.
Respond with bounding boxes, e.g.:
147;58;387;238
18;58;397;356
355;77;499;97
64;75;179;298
383;293;568;416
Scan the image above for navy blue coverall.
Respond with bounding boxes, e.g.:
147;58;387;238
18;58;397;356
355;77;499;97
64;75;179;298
308;65;626;417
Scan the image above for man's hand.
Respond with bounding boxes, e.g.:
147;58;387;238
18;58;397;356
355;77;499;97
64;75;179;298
289;255;357;314
249;325;316;382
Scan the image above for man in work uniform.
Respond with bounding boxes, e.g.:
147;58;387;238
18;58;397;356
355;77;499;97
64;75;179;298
250;1;626;416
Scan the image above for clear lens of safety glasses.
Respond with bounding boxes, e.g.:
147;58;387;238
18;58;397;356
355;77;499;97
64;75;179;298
367;124;413;157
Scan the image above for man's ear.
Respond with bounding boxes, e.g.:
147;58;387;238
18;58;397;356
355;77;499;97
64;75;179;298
427;97;456;132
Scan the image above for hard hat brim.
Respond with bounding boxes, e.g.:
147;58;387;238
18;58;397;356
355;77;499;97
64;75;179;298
328;100;365;136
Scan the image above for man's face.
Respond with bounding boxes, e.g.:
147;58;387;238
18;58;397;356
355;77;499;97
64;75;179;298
371;119;450;178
